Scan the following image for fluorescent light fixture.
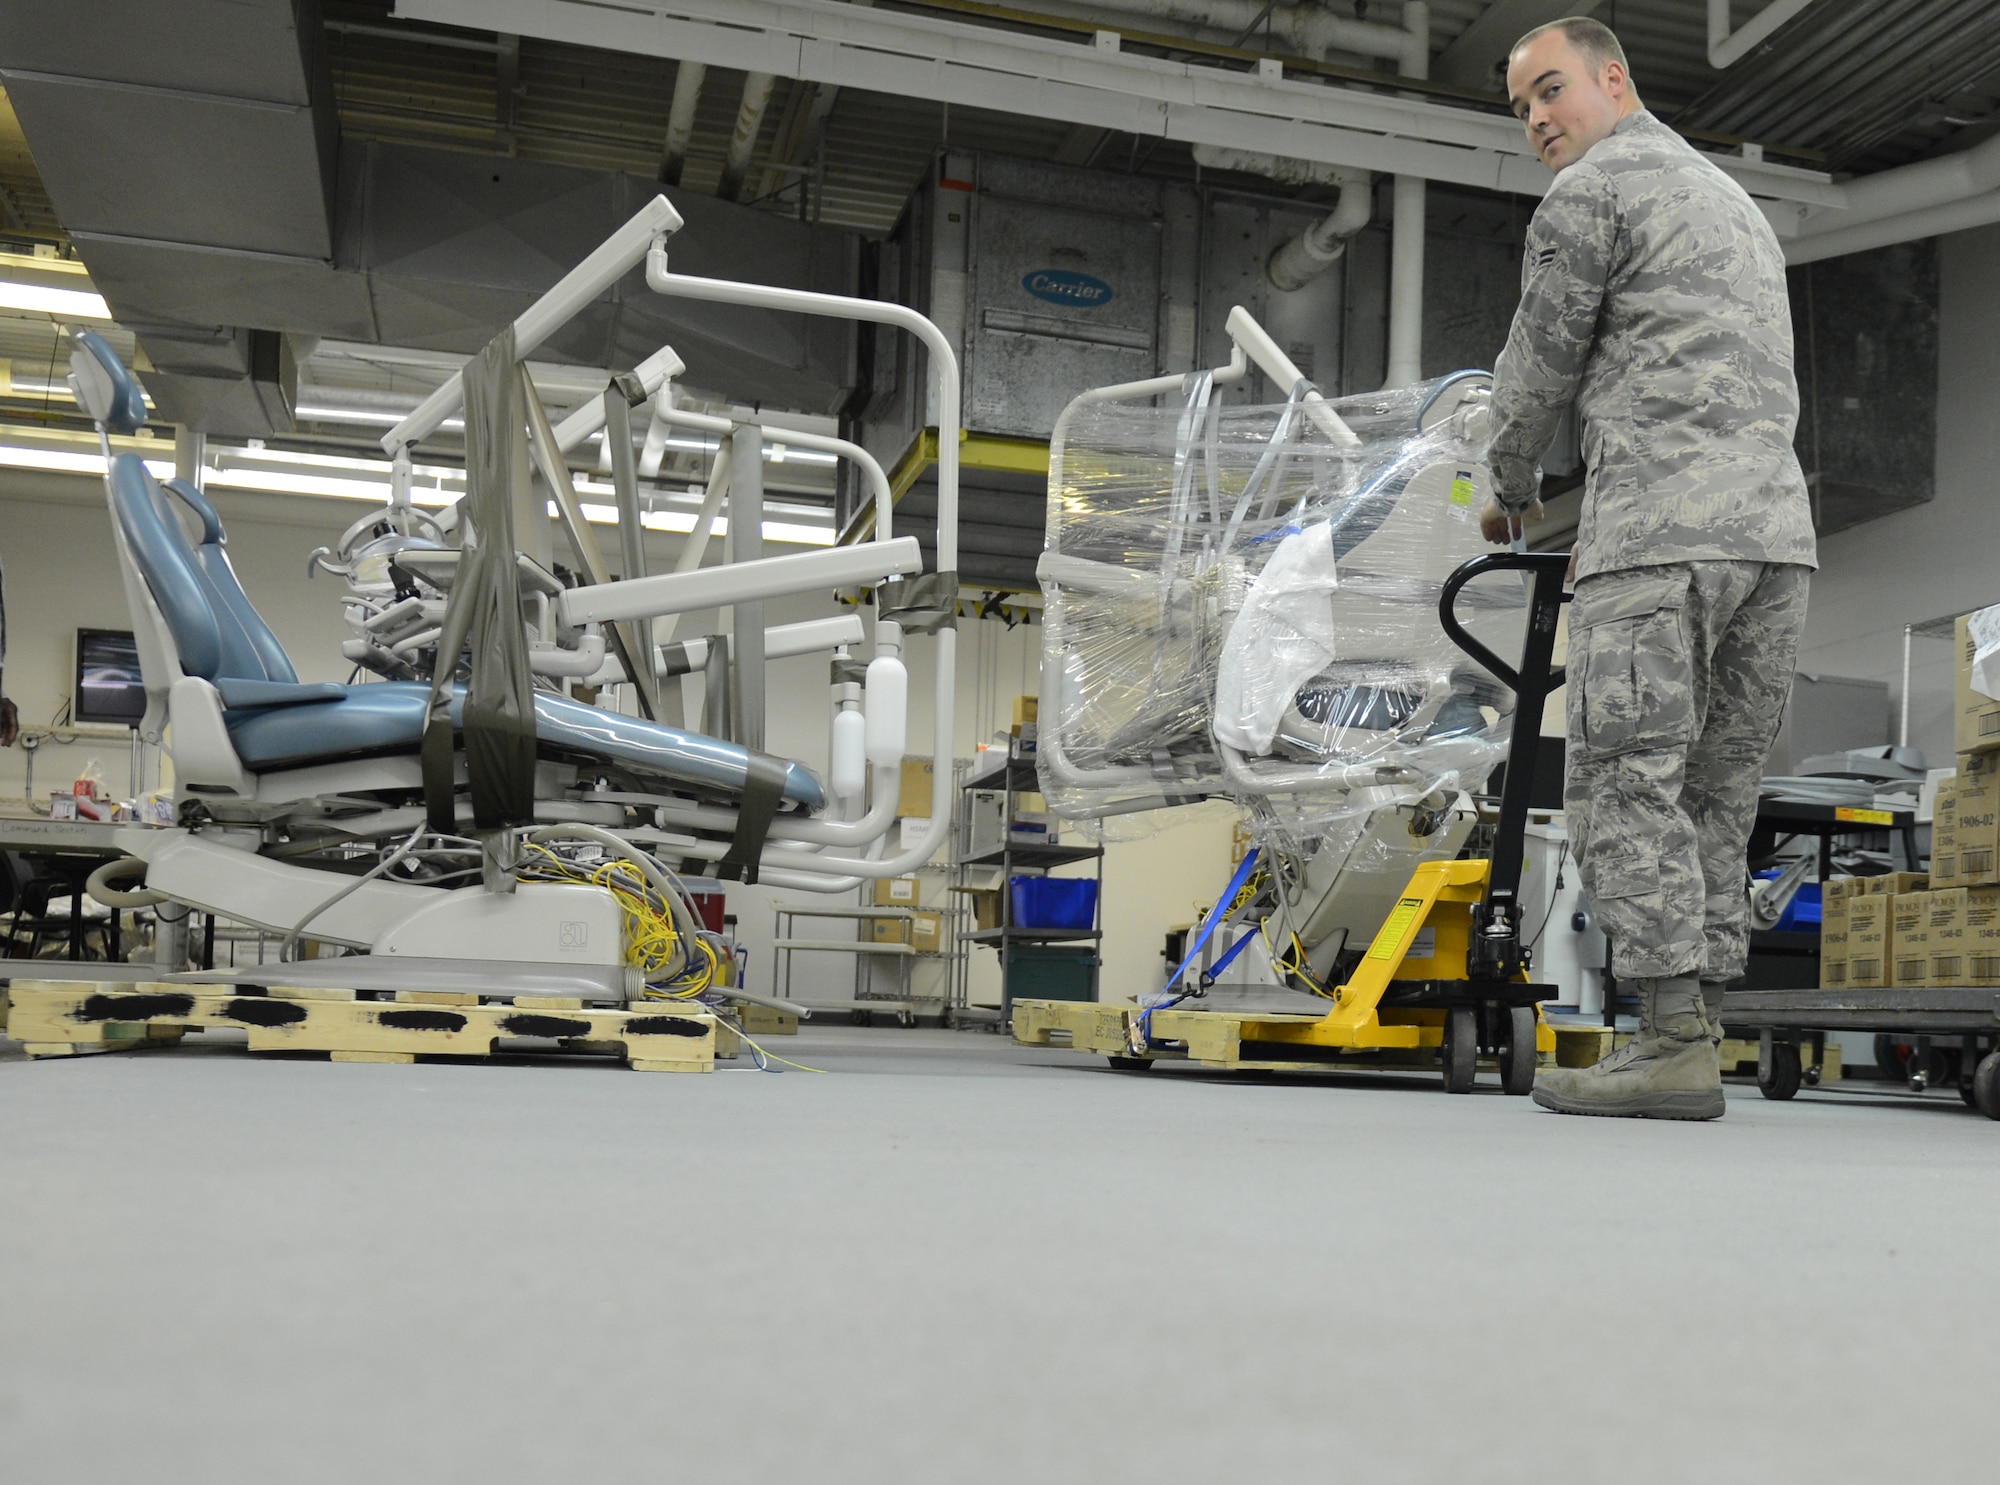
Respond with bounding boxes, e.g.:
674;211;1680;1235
0;445;172;479
0;281;114;321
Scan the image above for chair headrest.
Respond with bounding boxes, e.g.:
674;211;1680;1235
68;330;147;435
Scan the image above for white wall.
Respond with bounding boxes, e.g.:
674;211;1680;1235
0;470;1242;1012
1792;222;2000;768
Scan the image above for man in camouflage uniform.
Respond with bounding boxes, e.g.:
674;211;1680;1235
1480;18;1817;1119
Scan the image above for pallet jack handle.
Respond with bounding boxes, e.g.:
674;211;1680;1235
1438;551;1573;981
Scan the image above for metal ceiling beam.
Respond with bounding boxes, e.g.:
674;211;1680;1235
395;0;1842;213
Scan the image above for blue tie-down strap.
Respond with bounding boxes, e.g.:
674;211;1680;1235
1136;846;1260;1049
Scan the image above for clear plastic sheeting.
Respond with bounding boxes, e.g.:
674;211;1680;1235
1037;371;1524;855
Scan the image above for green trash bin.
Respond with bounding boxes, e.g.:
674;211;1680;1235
1003;946;1098;1019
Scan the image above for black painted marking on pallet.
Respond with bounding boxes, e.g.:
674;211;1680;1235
501;1014;594;1039
624;1015;707;1038
377;1008;468;1032
76;992;195;1022
226;997;309;1027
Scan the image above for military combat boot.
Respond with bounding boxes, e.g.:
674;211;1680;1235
1531;974;1725;1120
1700;979;1731;1046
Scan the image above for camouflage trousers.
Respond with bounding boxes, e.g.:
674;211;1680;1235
1564;561;1811;981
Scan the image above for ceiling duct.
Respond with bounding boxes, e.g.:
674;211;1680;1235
0;1;866;435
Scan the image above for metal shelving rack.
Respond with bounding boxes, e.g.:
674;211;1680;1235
771;904;940;1026
947;756;1104;1024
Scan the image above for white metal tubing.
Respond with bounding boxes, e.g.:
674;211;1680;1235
1223;305;1360;445
1708;0;1821;69
762;613;866;658
646;247;962;572
557;537;924;626
644;244;963;875
652;399;893;541
652;761;899;845
382;196;685;453
550;343;686;454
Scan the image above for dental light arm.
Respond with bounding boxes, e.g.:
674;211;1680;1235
1224;304;1360;447
383;196;685;454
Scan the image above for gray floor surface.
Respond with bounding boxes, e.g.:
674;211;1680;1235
2;1023;1993;1483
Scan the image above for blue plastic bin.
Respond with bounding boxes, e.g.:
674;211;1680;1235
1010;875;1099;930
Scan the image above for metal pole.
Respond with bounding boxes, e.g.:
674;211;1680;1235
729;421;766;751
1900;623;1913;749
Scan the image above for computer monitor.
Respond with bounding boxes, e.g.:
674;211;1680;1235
74;628;147;726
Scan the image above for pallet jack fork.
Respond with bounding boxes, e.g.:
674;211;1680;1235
1015;551;1574;1093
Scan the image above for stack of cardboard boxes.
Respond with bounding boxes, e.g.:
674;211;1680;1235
1820;608;2000;990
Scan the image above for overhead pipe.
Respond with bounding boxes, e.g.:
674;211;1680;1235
659;59;706;185
1053;0;1425;72
1386;1;1430;389
1786;129;2000;262
1708;0;1822;69
1268;169;1373;291
718;71;777;201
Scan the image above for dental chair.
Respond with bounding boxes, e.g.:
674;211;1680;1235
68;195;967;1000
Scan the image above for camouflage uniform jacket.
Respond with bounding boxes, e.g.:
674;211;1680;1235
1487;110;1818;581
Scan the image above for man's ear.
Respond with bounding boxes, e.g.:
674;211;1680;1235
1602;59;1628;101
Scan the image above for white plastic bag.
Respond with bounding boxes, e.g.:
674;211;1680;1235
1213;521;1340;755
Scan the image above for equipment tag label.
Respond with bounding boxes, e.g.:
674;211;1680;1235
1449;472;1475;507
1368;897;1426;961
1835;806;1894;825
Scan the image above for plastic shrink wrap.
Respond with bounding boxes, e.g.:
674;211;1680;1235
1036;371;1525;859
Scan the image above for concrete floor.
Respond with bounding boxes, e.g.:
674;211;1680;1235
2;1025;1994;1483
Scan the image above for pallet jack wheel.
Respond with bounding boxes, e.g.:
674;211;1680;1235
1974;1052;2000;1120
1442;1007;1477;1094
1758;1041;1803;1101
1106;1055;1155;1072
1499;1005;1538;1096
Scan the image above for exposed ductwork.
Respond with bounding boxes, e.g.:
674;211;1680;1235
659;59;706;186
1787;129;2000;264
0;2;867;434
1708;0;1823;69
719;71;777;202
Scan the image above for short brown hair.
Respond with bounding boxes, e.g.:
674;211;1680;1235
1513;16;1631;77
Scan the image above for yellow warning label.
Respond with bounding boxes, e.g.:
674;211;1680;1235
1368;897;1427;962
1449;475;1475;508
1834;806;1894;825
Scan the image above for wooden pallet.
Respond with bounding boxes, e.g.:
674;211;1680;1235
4;980;731;1073
1013;998;1555;1072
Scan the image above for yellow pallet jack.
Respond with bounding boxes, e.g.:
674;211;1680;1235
1014;551;1573;1093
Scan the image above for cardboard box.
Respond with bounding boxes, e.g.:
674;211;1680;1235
1846;894;1891;988
1949;753;2000;885
1891;891;1932;986
1012;694;1039;727
949;885;1003;932
1924;888;1970;986
1931;777;1961;885
870;909;944;953
1819;877;1855;989
1965;887;2000;984
1956;611;2000;755
871;875;919;907
1861;872;1929;896
898;757;936;818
